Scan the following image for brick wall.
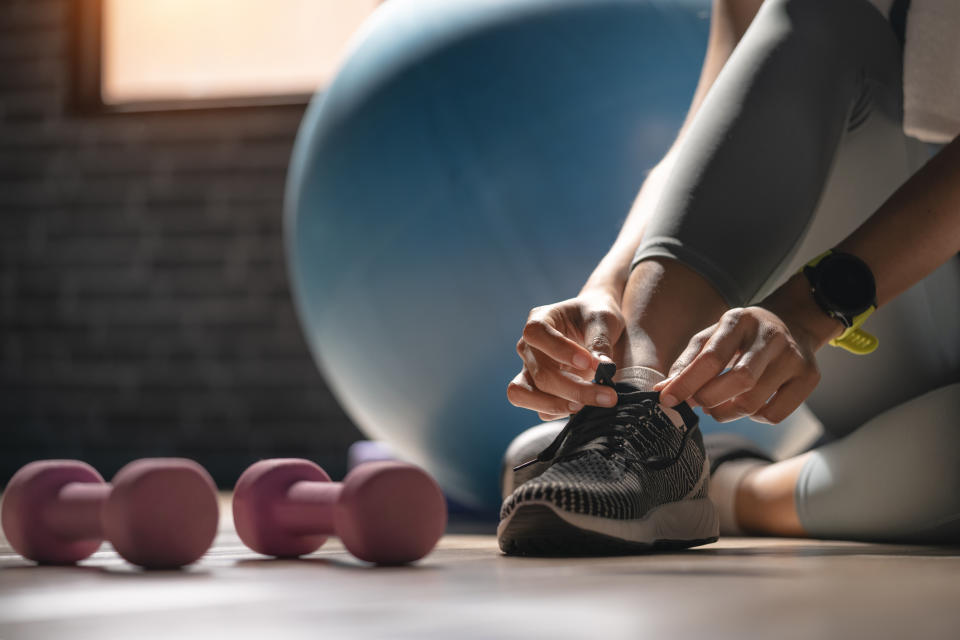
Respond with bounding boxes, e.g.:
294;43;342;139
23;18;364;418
0;0;363;485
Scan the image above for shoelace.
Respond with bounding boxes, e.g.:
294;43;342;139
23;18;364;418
513;362;700;472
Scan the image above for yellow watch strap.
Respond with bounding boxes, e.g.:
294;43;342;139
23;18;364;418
829;306;878;355
806;250;832;268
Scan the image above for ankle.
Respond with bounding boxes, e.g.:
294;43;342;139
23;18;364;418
612;365;666;391
612;365;693;429
733;466;766;534
733;457;807;537
711;459;768;536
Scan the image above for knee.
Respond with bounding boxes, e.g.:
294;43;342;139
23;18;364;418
889;387;960;533
908;405;960;487
761;0;884;51
767;0;878;23
802;385;960;542
863;385;960;485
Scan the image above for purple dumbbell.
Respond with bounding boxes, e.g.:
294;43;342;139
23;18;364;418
1;459;219;569
232;459;447;564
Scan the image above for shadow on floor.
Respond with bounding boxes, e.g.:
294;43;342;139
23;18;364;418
696;541;960;558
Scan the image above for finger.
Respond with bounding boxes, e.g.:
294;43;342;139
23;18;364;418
507;370;583;416
519;343;617;407
659;314;749;407
705;352;795;421
538;412;568;422
704;398;753;423
756;371;820;424
653;333;709;394
538;363;618;407
661;327;714;383
523;317;597;371
692;331;785;409
556;360;596;380
519;337;593;380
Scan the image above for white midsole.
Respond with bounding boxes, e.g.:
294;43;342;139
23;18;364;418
498;465;719;544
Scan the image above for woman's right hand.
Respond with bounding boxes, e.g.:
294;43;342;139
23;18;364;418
507;290;625;421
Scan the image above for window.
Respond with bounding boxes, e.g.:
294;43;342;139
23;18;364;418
74;0;381;111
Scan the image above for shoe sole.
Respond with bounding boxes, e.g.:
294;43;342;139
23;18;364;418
498;497;719;556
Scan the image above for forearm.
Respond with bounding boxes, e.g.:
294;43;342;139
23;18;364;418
838;134;960;307
580;154;677;299
765;134;960;349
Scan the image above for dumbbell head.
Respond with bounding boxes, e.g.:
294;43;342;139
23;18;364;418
2;460;105;564
233;458;332;557
1;458;219;568
336;461;447;564
102;458;219;568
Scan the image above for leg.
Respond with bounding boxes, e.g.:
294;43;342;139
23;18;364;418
616;0;960;540
798;384;960;542
719;247;960;537
614;258;726;374
737;384;960;543
618;0;908;375
735;453;810;536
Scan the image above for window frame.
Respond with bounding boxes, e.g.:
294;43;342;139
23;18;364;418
70;0;339;115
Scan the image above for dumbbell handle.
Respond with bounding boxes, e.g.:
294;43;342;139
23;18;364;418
273;481;339;534
43;482;111;540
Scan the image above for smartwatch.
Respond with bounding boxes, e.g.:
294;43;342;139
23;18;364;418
801;250;878;355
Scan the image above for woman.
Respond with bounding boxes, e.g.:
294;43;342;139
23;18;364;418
499;0;960;554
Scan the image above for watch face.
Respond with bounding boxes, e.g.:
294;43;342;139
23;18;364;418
817;253;876;315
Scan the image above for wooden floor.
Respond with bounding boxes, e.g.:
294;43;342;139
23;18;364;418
2;496;960;640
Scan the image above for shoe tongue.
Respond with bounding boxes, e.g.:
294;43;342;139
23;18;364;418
593;363;660;401
528;364;695;468
611;381;644;396
600;380;660;406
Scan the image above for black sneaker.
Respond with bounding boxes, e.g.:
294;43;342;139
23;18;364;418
498;363;718;555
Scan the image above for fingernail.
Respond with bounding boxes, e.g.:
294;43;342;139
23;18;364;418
572;353;591;369
569;401;583;413
596;390;616;406
660;394;677;407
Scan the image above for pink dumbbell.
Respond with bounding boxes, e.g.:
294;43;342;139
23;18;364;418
1;459;219;569
233;459;447;564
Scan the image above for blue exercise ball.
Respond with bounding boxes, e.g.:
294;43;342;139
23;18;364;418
286;0;710;511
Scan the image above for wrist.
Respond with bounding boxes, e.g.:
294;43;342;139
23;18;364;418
760;274;843;351
578;280;622;306
580;262;627;303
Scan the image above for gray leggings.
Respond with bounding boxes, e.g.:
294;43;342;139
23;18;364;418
632;0;960;542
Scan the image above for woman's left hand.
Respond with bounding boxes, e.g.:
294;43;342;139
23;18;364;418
653;306;822;424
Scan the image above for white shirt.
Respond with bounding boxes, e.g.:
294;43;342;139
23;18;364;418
870;0;960;143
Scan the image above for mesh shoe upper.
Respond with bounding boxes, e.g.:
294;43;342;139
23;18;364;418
500;384;707;522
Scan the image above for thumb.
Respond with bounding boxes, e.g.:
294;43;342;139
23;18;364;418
582;309;623;362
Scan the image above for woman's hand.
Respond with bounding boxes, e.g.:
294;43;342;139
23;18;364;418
653;305;823;424
507;290;625;421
